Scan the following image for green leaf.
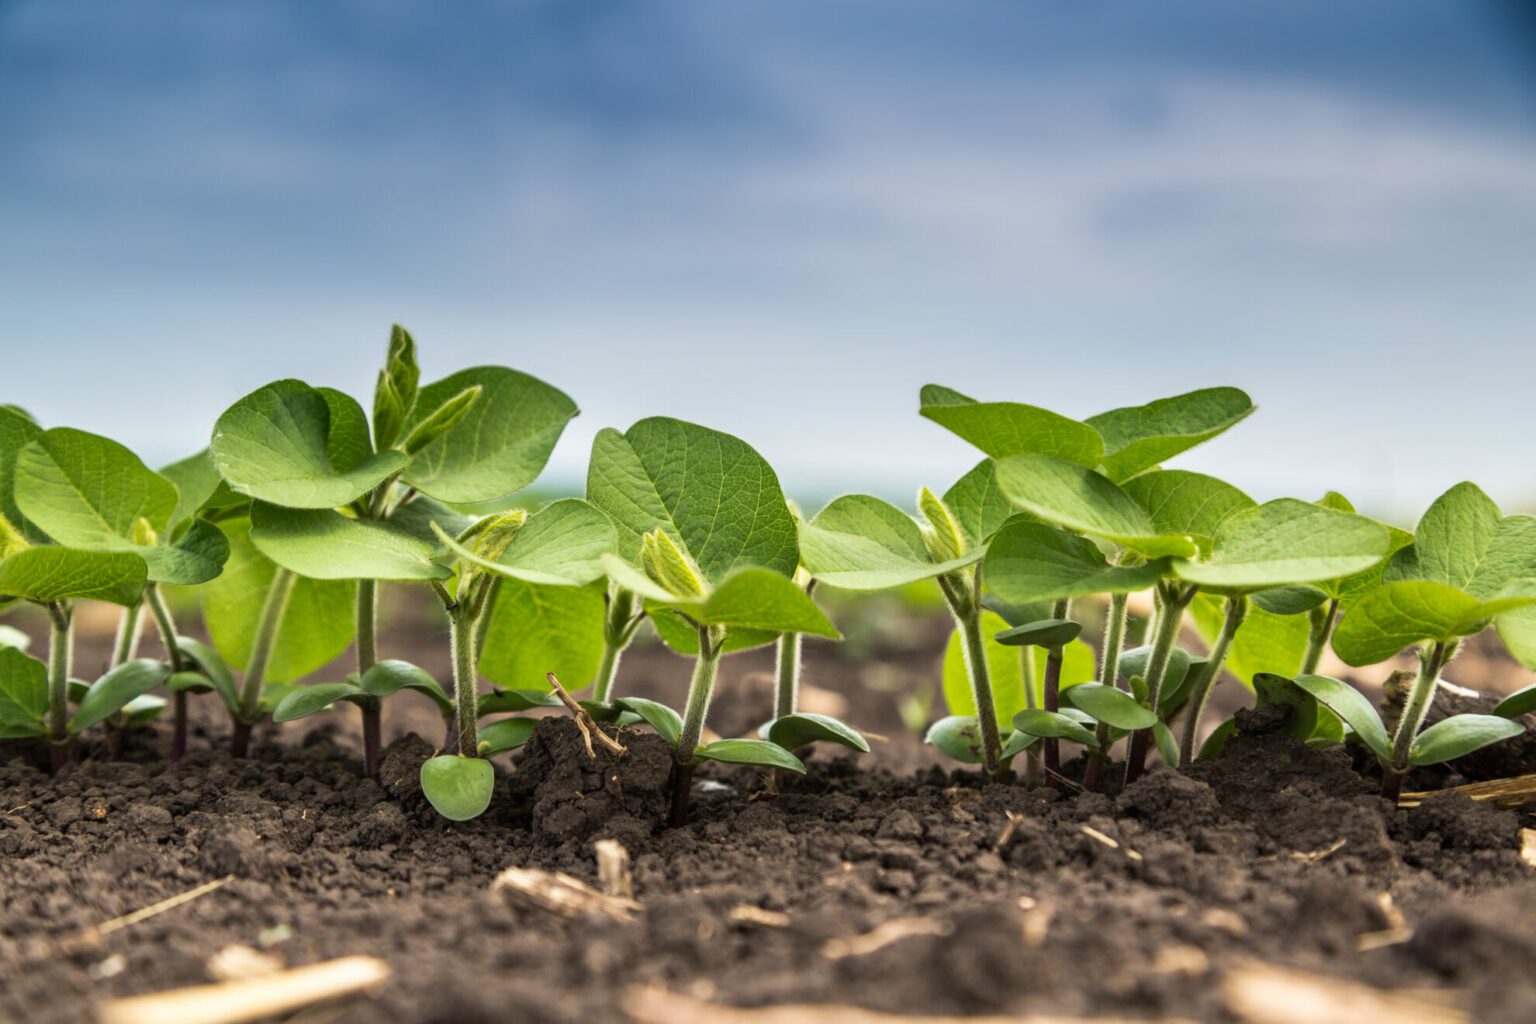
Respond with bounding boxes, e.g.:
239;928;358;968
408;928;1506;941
141;517;231;585
397;367;576;505
14;428;175;545
1197;718;1238;760
798;494;979;591
644;605;778;655
942;610;1094;728
943;460;1015;548
1250;585;1329;616
1494;682;1536;719
1152;720;1180;768
250;503;451;581
1191;594;1309;685
1174;500;1391;589
587;418;799;581
420;755;495;821
166;670;215;695
479;580;607;692
120;694;167;727
919;384;1103;466
924;715;988;763
356;660;442;708
1385;482;1536;600
1332;580;1536;666
158;450;225;532
0;546;147;606
200;518;355;683
1086;388;1254;482
985;520;1165;604
696;738;806;773
0;406;44;540
272;682;365;722
173;637;239;708
400;386;482;455
1119;644;1192;695
1292;674;1391;762
479;717;539;756
994;618;1082;648
0;647;47;732
477;688;562;715
993;456;1197;559
1409;714;1524;766
372;325;421;452
211;380;408;509
438;499;615;586
1496;606;1536;670
1062;683;1158;729
70;659;171;732
0;624;29;651
699;569;840;637
614;697;683;747
1012;708;1098;747
765;712;869;752
1118;470;1256;552
1255;673;1342;744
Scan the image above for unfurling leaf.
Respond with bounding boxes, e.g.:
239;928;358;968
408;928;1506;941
641;528;707;598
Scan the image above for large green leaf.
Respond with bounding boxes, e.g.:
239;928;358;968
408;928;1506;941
1086;388;1254;481
440;499;614;586
397;366;577;504
698;569;840;637
420;755;495;821
249;503;450;581
1498;606;1536;670
1384;482;1536;600
479;580;607;691
0;407;44;540
1173;499;1390;589
210;380;407;509
15;427;177;544
587;419;798;581
0;646;47;734
919;385;1103;466
1118;470;1256;553
1312;492;1414;605
993;455;1197;559
943;460;1015;548
985;520;1164;604
798;494;979;591
1332;579;1536;666
159;451;225;533
70;659;172;732
0;547;146;606
200;518;355;683
1410;714;1524;767
1191;593;1308;685
1292;674;1391;762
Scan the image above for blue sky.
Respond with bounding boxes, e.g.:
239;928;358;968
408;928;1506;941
2;1;1534;518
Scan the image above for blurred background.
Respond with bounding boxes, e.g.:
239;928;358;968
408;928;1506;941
3;0;1536;520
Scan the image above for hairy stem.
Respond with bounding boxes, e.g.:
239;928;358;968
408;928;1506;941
1178;594;1248;765
1083;590;1130;789
232;568;296;756
774;630;802;720
1300;598;1339;676
450;605;481;758
953;599;1004;777
145;584;189;760
671;625;724;827
592;586;637;705
1383;640;1452;799
1124;584;1193;785
111;599;144;668
1041;597;1072;789
356;579;381;776
1019;648;1042;786
46;602;74;772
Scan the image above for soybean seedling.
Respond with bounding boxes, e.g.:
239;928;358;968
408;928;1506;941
209;326;578;774
1303;482;1536;799
588;418;837;826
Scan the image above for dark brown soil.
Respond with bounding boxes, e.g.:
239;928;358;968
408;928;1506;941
4;699;1536;1024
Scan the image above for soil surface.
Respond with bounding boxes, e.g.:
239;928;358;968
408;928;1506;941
4;604;1536;1022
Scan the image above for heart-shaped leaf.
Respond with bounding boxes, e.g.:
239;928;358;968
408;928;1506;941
613;697;683;747
437;499;615;587
480;580;607;693
587;419;798;582
1063;683;1158;729
1409;714;1524;766
919;385;1103;466
1012;708;1099;747
985;520;1165;605
0;546;146;606
272;682;365;722
924;715;988;763
1173;500;1391;589
765;713;870;752
798;494;980;591
994;618;1082;648
1292;674;1391;762
250;503;450;581
420;754;496;821
70;659;171;732
994;456;1197;559
696;738;806;773
479;717;539;756
15;426;176;542
1086;388;1254;482
0;646;47;734
698;569;839;637
212;380;408;509
1385;482;1536;599
1118;470;1256;552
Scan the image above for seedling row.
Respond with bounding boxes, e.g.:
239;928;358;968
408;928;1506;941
3;328;1534;827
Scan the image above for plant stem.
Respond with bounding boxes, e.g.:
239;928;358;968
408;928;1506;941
1123;583;1193;785
1041;598;1072;789
1178;594;1248;765
592;586;636;705
1083;590;1129;792
954;602;1004;777
450;604;480;758
1383;640;1452;800
232;567;296;757
774;630;802;720
111;599;144;668
355;579;381;776
1301;598;1339;675
144;584;189;760
46;602;74;772
671;624;724;828
1019;648;1042;787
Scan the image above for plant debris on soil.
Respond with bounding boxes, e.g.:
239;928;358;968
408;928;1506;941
5;698;1536;1024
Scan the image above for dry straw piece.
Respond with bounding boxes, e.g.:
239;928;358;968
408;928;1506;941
97;955;390;1024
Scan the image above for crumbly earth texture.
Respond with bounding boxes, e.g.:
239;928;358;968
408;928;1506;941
3;708;1536;1024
